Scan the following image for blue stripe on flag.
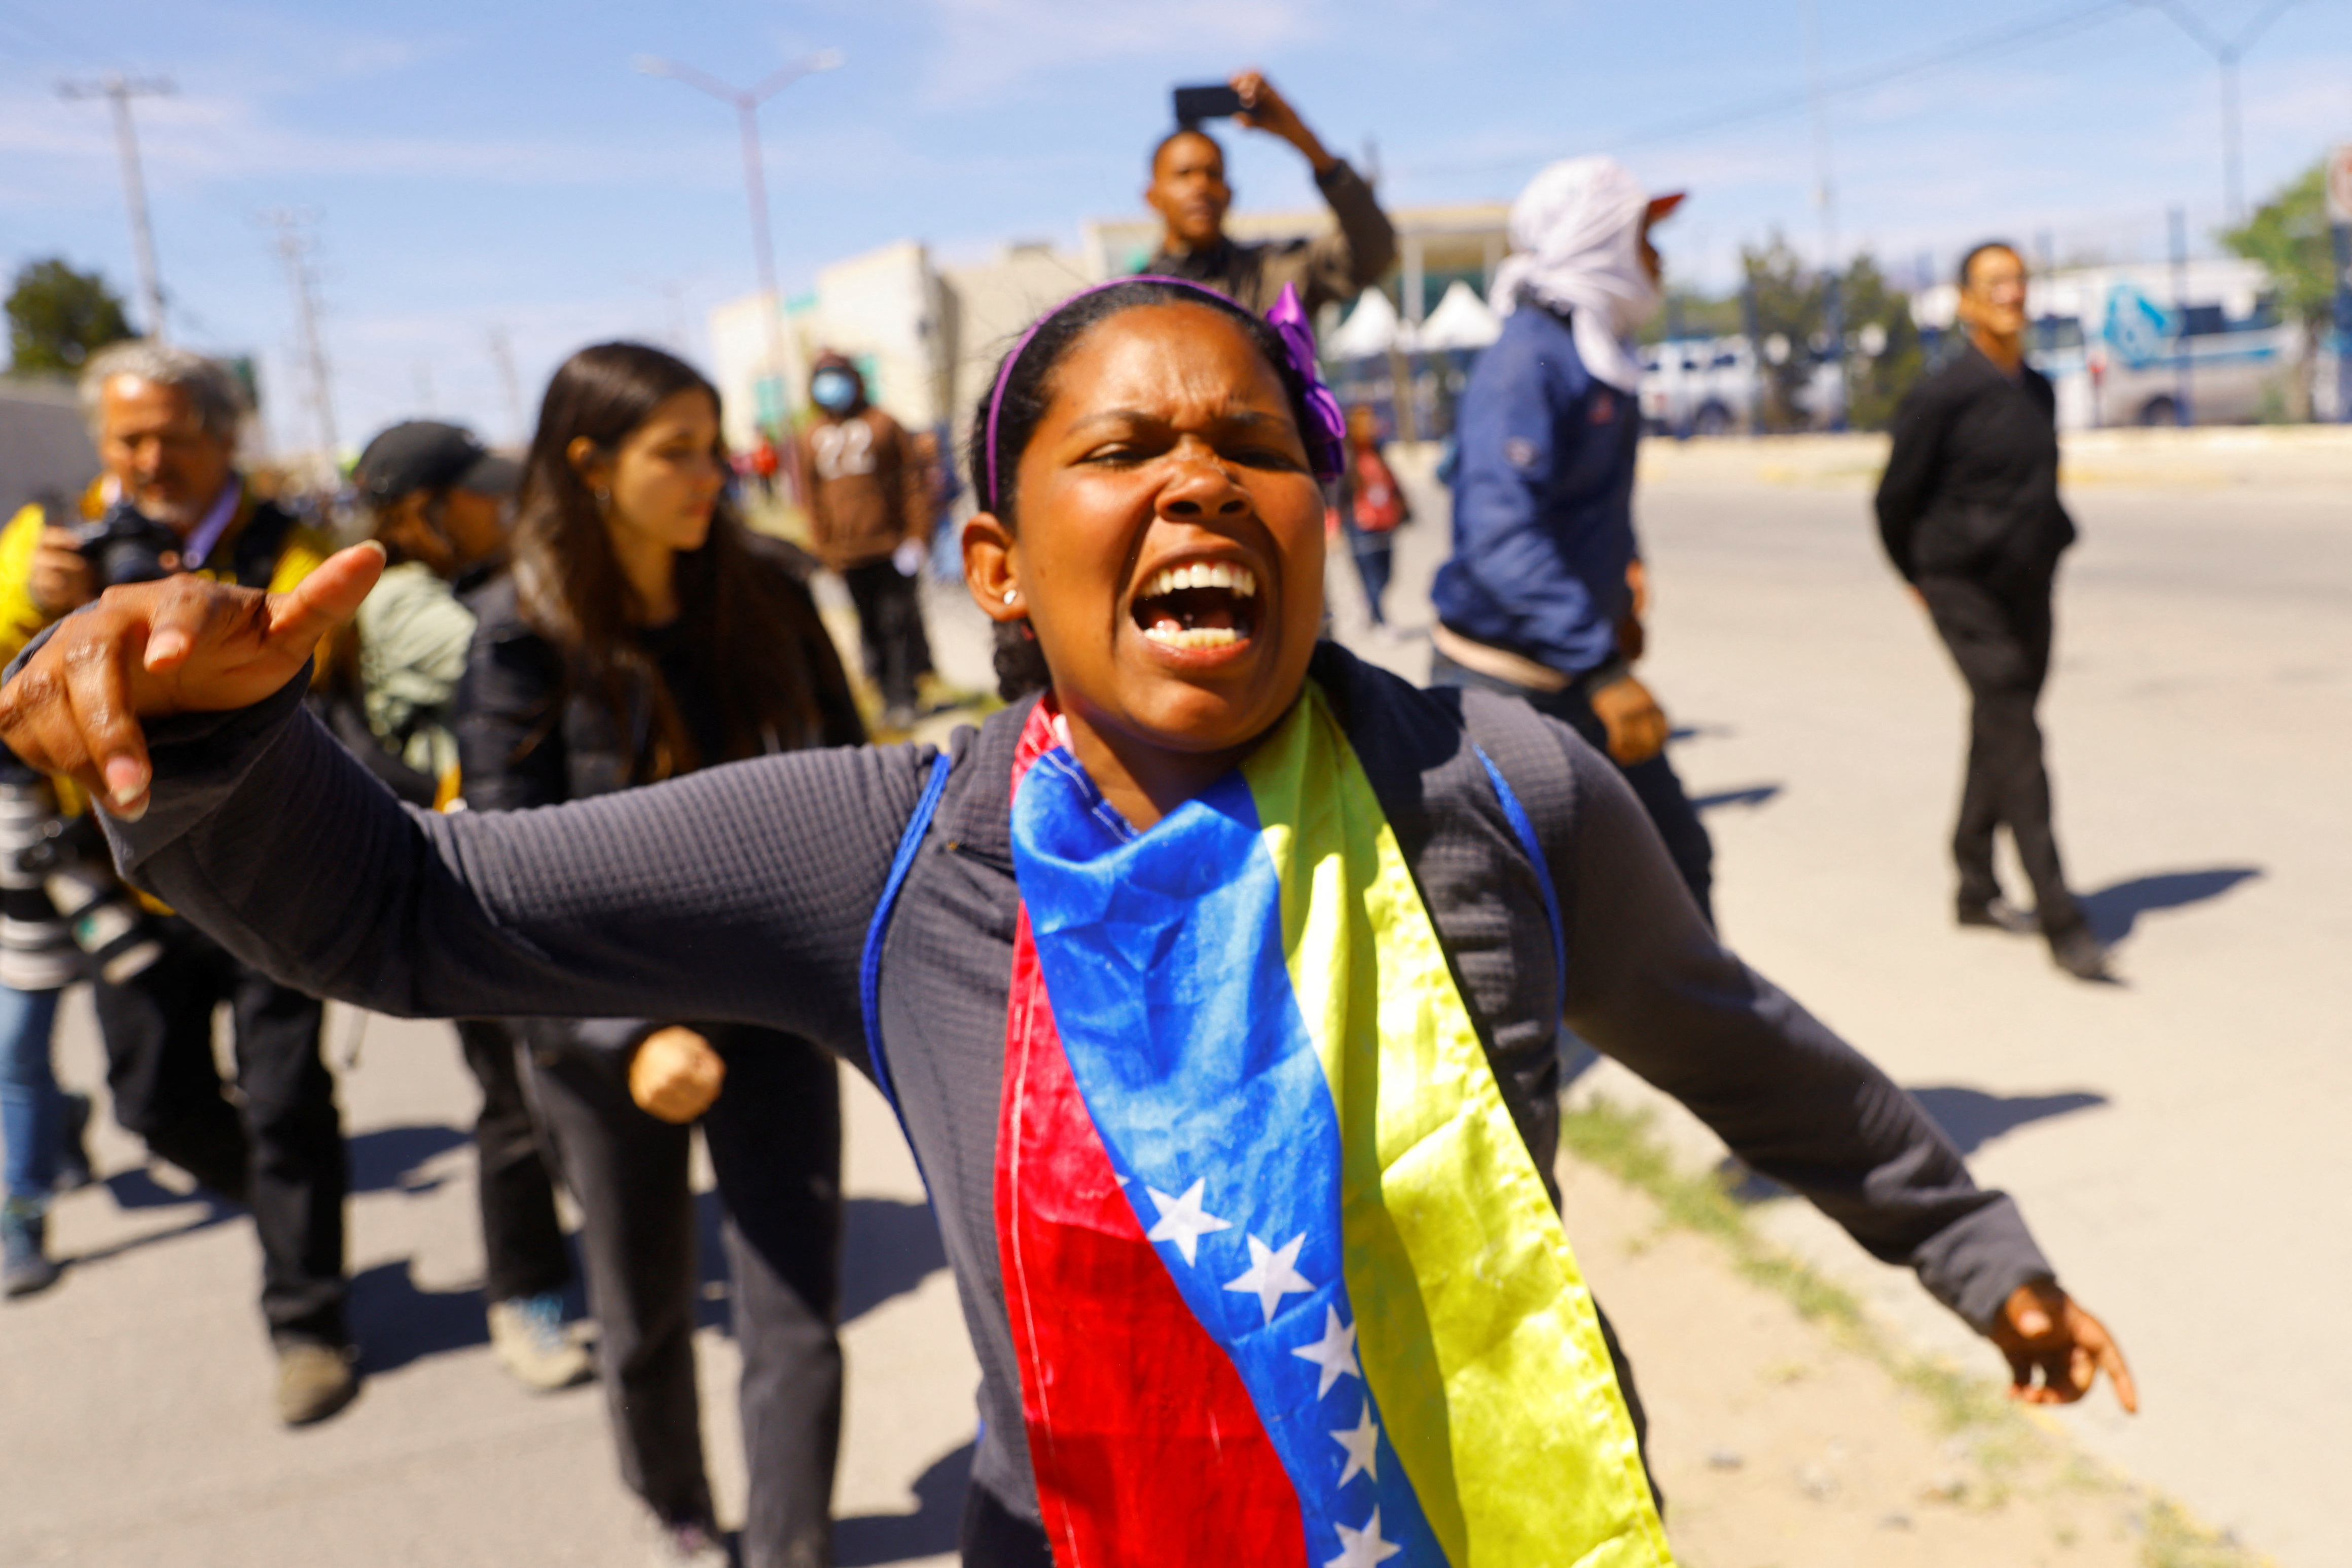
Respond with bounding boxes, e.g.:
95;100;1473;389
1013;752;1445;1566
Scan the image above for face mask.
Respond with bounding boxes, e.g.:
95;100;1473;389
811;370;857;412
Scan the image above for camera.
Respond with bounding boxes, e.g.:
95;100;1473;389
69;501;184;589
0;776;162;987
1173;84;1244;126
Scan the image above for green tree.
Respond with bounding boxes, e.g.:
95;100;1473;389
6;258;132;376
1742;233;1822;431
1840;253;1924;432
2220;159;2334;332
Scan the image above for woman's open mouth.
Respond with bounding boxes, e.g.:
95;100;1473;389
1131;559;1259;652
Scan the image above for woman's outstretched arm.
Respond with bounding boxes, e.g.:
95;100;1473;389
0;552;926;1058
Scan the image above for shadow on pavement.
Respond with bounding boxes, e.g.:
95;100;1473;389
1719;1085;2109;1201
841;1196;949;1324
65;1168;240;1267
1691;783;1782;813
836;1440;973;1566
1905;1085;2109;1156
350;1257;492;1373
2078;866;2261;944
687;1192;950;1335
348;1122;472;1196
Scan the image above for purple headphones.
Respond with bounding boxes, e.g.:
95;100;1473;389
980;276;1347;510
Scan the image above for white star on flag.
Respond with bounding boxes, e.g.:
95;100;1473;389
1223;1232;1313;1325
1144;1178;1232;1266
1331;1399;1380;1487
1290;1305;1361;1397
1326;1506;1404;1567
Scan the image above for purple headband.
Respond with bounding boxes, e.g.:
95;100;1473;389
981;275;1347;510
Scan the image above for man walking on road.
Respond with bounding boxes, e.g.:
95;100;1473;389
1141;70;1395;317
1875;241;2109;981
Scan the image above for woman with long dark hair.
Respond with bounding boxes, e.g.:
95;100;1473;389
456;342;862;1566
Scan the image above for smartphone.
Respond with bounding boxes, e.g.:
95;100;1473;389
1172;84;1244;125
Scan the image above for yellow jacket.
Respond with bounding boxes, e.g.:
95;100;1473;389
0;485;335;858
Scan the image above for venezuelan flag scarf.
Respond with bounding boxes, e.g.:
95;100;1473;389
999;687;1674;1566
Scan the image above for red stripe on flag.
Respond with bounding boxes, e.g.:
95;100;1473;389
998;705;1306;1565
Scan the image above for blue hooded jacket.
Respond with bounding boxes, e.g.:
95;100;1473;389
1430;302;1640;676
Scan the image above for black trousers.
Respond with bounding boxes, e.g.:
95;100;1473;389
1428;651;1716;928
452;1020;569;1304
93;921;347;1346
1916;571;2082;936
528;1026;844;1568
840;560;933;712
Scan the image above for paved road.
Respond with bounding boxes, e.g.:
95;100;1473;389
1336;455;2348;1568
2;452;2343;1565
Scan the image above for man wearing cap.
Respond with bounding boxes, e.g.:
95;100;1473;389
348;421;518;797
347;422;594;1393
1429;158;1716;925
0;341;360;1424
1141;69;1396;317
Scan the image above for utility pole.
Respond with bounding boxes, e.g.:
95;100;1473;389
2167;204;2194;426
634;49;842;433
56;74;174;339
2136;0;2301;225
486;327;527;447
1801;0;1846;429
257;208;339;465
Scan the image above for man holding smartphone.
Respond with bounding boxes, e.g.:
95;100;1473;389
1144;70;1395;316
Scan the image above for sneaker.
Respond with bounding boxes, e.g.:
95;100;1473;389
646;1515;733;1566
2;1200;61;1299
2048;925;2116;983
1956;895;2037;935
487;1292;593;1392
52;1092;94;1194
275;1340;361;1426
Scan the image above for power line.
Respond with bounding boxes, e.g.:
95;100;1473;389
1400;0;2134;183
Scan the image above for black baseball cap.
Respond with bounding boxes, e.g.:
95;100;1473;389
354;421;521;504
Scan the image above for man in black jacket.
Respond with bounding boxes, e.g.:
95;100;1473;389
1876;241;2108;981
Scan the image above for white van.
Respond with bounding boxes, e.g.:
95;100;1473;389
1912;259;2297;428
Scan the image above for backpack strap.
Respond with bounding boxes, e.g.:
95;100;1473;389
1454;686;1573;1003
1473;744;1566;991
859;749;954;1128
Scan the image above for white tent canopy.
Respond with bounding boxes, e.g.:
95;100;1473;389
1326;287;1401;359
1415;280;1502;351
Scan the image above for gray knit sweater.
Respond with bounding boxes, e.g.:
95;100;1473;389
97;640;2052;1527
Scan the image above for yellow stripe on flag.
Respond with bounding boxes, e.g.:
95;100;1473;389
1244;687;1674;1566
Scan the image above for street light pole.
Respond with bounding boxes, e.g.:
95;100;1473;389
2136;0;2300;225
1801;0;1847;429
56;74;174;340
634;49;843;433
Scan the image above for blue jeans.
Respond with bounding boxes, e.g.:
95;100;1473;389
0;984;64;1207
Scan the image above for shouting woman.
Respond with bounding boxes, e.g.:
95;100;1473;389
0;281;2131;1568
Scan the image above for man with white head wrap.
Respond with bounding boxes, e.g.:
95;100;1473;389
1429;156;1715;923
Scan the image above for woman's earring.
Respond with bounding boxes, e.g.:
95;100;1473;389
1002;588;1019;605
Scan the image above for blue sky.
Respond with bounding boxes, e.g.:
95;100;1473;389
5;0;2347;452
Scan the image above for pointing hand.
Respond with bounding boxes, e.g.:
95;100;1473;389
0;542;385;821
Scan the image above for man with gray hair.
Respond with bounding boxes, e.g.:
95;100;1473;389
0;339;360;1424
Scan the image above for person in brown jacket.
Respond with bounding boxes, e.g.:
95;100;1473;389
1142;69;1396;316
798;352;934;728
